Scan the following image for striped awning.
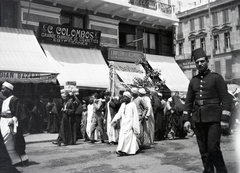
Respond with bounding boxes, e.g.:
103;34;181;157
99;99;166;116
41;44;109;90
146;54;189;92
0;27;58;83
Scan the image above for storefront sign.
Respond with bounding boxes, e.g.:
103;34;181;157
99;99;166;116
108;48;144;63
0;71;58;83
176;59;195;70
66;81;76;86
114;63;144;74
38;22;101;47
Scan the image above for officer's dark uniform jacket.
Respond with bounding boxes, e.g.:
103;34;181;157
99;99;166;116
184;69;232;123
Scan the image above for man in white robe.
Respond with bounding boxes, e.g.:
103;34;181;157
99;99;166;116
0;81;28;166
138;88;155;145
86;96;98;141
111;91;140;156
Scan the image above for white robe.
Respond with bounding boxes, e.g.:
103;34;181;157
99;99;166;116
0;96;28;165
142;96;155;145
86;104;97;140
112;102;140;155
106;102;119;143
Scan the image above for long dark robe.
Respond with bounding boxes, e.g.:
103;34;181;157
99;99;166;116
166;95;187;138
46;102;60;133
151;92;165;140
0;132;20;173
59;99;76;145
74;101;83;139
29;101;46;133
9;96;28;156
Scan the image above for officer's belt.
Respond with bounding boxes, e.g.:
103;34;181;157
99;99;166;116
195;99;220;106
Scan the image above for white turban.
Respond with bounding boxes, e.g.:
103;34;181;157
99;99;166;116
2;81;14;90
131;87;138;94
138;88;146;95
123;91;132;98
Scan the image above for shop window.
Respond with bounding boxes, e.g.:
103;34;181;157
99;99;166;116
212;12;218;26
143;32;156;54
190;19;195;32
200;38;206;52
191;40;196;52
60;12;85;28
223;9;229;24
224;32;230;49
213;34;219;51
179;42;183;55
199;16;204;30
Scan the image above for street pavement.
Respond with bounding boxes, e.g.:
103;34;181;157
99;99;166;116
24;132;58;144
19;129;240;173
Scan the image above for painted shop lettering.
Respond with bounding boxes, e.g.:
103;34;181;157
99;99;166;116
55;27;95;39
0;72;14;78
17;73;41;79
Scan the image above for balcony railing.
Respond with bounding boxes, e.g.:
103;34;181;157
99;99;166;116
129;0;175;15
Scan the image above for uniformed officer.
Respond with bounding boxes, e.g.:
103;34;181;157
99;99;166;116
183;48;232;173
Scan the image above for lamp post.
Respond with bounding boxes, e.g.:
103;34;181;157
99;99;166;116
208;0;214;71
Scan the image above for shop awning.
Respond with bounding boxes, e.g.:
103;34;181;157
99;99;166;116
0;27;58;83
146;54;189;92
112;61;145;86
41;44;109;89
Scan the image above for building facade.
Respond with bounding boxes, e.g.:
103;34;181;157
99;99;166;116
175;0;240;85
1;0;192;96
0;0;179;56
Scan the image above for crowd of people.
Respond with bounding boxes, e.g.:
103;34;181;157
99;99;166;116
1;49;240;172
47;86;193;157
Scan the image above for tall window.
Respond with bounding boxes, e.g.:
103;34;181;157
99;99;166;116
225;59;232;79
215;61;221;75
178;22;183;33
119;23;136;50
143;32;156;54
223;9;229;24
179;42;183;55
191;40;196;52
224;32;230;49
61;12;85;28
199;16;204;30
200;38;206;51
190;19;195;32
212;12;218;26
213;35;219;50
126;34;135;47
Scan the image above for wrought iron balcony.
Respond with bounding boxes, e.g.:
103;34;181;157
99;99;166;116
129;0;174;15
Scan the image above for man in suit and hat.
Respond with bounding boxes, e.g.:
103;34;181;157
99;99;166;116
183;48;232;173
